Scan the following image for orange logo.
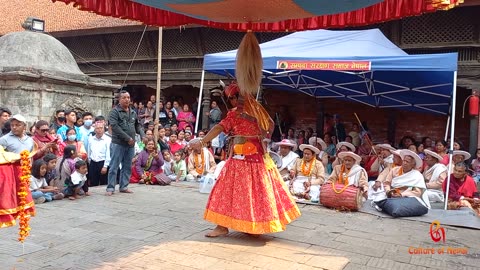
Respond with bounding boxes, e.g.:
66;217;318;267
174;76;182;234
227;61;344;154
429;220;446;243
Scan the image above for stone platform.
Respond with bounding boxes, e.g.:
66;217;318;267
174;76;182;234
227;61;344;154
1;182;479;270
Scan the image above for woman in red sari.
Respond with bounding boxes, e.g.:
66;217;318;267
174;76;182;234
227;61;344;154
189;83;300;237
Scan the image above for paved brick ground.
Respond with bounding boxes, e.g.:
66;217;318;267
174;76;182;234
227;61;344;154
1;183;479;270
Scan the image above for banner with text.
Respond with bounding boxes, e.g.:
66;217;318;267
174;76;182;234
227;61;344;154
276;60;371;71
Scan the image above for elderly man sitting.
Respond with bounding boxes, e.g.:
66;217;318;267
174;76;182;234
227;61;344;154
331;142;356;168
368;149;402;201
309;137;328;172
287;144;325;202
275;139;299;181
450;150;471;171
327;151;368;196
374;150;431;217
423;149;448;203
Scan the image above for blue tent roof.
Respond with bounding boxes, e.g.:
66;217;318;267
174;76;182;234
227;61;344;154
203;29;458;115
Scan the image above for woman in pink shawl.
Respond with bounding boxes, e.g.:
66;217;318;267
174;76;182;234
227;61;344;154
177;104;196;131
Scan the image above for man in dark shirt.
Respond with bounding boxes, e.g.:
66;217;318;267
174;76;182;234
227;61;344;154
106;90;145;195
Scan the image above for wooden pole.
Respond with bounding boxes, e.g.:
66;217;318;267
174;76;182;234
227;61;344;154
154;27;163;143
354;112;377;155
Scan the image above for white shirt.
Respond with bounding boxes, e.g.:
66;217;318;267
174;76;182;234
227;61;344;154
88;134;111;167
71;171;87;185
163;160;174;176
30;176;47;191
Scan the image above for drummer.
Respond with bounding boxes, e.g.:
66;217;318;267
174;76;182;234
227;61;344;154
275;139;299;181
287;144;325;202
326;151;368;198
308;137;328;171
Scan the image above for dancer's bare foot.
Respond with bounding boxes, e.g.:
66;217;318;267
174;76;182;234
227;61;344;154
205;226;229;238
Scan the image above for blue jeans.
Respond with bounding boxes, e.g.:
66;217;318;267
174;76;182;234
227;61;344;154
107;143;135;192
31;190;53;202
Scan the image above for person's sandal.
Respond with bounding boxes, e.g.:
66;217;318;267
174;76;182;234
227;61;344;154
105;191;113;196
120;189;134;194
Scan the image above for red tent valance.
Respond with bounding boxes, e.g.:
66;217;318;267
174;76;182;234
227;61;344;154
53;0;463;32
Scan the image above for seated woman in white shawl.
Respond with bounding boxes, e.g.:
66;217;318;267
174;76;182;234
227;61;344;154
423;149;448;202
326;151;368;197
308;137;328;174
286;144;325;202
379;149;431;215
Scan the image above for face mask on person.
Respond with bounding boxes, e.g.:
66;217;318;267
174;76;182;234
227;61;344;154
58;117;66;122
84;120;93;127
67;135;76;142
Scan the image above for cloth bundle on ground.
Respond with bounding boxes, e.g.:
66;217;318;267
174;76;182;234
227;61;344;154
375;197;428;217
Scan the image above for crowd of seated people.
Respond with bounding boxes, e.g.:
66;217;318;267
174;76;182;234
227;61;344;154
1;101;479;217
268;115;479;217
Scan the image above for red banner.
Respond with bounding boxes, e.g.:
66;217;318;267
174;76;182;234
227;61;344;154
276;60;371;71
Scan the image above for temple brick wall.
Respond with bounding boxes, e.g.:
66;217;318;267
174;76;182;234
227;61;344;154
263;89;470;148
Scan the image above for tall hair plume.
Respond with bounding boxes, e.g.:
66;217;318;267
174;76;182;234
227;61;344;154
235;31;263;96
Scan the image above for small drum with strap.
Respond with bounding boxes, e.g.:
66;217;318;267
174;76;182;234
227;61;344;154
268;151;282;169
320;182;363;211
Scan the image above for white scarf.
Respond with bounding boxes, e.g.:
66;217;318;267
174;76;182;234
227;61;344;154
279;151;299;171
425;163;447;184
344;164;366;187
196;148;211;173
392;169;431;209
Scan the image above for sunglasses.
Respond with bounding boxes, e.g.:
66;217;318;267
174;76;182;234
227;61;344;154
40;129;50;132
228;96;236;100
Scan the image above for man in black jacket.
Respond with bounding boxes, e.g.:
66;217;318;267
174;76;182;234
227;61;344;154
106;90;145;196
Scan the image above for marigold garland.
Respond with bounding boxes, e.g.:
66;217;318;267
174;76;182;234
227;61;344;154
18;150;32;243
300;159;314;176
333;164;350;194
194;149;205;175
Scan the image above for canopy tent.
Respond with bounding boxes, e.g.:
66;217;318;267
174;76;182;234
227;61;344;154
201;28;459;210
203;29;457;115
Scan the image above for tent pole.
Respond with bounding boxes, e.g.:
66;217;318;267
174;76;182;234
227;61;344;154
195;70;205;134
444;71;457;210
444;115;450;141
154;27;163;143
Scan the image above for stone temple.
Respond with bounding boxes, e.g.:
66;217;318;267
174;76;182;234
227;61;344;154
0;30;118;126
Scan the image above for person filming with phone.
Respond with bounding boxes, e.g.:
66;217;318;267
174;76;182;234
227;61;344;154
32;120;60;160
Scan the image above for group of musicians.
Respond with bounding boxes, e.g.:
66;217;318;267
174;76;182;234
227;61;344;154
273;138;435;216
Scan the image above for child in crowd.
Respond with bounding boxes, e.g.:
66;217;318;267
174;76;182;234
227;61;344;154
162;150;174;177
64;160;88;200
43;153;57;186
54;145;78;191
169;149;186;182
30;159;64;204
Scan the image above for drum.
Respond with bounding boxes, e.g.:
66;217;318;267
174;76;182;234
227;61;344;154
268;151;283;169
320;183;363;211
